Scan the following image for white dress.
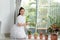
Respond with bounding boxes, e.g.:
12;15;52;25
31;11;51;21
10;15;26;39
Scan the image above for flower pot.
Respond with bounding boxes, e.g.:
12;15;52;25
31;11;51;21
34;35;38;39
51;34;58;40
27;30;32;39
45;35;48;40
28;34;32;39
34;32;38;39
39;32;43;40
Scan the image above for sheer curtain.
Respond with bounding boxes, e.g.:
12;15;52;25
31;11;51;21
14;0;22;24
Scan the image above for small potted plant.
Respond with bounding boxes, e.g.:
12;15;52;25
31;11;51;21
27;30;32;39
44;33;48;40
47;24;58;40
39;32;43;40
51;33;58;40
34;32;38;39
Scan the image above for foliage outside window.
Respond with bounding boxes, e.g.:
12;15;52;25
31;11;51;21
21;0;60;28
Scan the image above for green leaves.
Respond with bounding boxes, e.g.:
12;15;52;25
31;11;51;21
48;16;55;24
26;15;36;27
27;30;32;35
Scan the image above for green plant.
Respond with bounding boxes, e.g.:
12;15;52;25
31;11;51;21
27;30;32;39
47;24;59;33
26;15;36;27
45;33;48;40
26;15;30;22
48;16;60;33
27;30;32;35
48;16;60;28
48;16;55;24
34;32;38;39
34;32;38;36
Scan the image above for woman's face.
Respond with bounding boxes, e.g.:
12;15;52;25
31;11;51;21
20;9;25;15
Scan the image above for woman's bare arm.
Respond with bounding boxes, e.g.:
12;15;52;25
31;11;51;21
17;23;26;27
17;22;30;27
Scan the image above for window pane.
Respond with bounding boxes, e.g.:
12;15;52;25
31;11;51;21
37;0;49;28
21;0;36;27
37;0;60;28
49;0;60;27
49;7;60;26
50;0;60;7
37;7;48;28
39;0;49;7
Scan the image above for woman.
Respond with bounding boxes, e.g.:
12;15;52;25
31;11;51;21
10;7;29;40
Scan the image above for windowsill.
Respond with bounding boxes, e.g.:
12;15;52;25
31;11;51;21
29;27;47;30
37;28;47;30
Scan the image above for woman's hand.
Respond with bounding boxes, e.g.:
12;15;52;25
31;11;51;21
17;23;22;26
17;23;26;27
23;23;26;27
17;22;30;27
26;22;30;25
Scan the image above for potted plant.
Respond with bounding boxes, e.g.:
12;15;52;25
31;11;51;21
48;16;60;33
27;30;32;39
44;33;48;40
47;24;58;40
34;32;38;39
39;32;43;40
51;33;58;40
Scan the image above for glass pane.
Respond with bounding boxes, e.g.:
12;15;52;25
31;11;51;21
49;0;60;27
50;0;60;7
37;0;49;28
21;0;36;27
49;7;60;26
39;0;49;7
37;7;48;28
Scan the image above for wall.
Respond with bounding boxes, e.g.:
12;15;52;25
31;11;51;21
0;0;16;34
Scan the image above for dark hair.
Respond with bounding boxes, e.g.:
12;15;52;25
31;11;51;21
18;7;24;16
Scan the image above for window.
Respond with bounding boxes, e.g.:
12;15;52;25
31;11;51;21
21;0;36;28
37;0;49;28
21;0;60;29
49;0;60;27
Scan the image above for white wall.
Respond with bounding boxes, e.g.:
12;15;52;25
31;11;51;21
0;0;16;34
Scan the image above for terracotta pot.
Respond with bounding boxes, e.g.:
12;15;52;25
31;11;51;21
39;32;43;40
34;35;38;39
40;35;43;39
51;34;58;40
45;35;48;40
28;34;32;39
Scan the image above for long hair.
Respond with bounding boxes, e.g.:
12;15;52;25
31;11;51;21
18;7;24;16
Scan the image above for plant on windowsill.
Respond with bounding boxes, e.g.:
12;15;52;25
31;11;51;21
48;16;60;33
48;15;59;40
27;30;32;39
39;32;43;40
44;33;48;40
47;24;59;40
26;15;36;27
47;23;59;34
34;32;38;39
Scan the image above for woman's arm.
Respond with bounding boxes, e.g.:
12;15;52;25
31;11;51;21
17;22;30;27
17;23;26;27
